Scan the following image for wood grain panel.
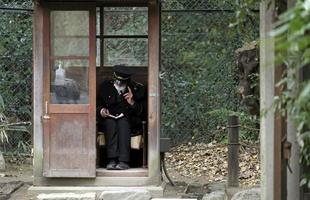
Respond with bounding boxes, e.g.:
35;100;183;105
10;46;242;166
50;105;89;113
147;1;160;181
49;114;89;168
88;4;97;175
43;5;96;178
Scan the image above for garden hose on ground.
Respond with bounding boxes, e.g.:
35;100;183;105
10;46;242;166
160;152;175;186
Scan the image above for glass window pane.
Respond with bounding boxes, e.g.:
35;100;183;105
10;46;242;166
51;11;89;56
96;7;100;35
52;38;89;57
50;60;89;104
104;38;148;66
96;39;101;66
104;7;148;35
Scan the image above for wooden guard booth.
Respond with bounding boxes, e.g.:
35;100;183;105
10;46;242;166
32;0;162;194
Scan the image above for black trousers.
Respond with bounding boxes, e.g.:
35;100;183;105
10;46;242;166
102;117;130;162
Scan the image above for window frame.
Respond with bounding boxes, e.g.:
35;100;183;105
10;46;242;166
96;6;149;68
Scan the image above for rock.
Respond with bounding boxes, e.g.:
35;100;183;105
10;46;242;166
97;190;151;200
0;194;9;200
0;151;5;171
37;193;96;200
0;181;23;195
231;188;260;200
208;182;225;192
202;191;226;200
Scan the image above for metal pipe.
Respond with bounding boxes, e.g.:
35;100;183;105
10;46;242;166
0;7;33;12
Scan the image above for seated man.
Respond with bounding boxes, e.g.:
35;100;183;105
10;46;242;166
97;65;146;170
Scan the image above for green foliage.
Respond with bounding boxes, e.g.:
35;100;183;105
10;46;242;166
0;1;32;122
0;0;32;155
0;0;32;10
0;94;9;144
272;0;310;186
162;0;235;10
207;109;259;143
0;94;30;149
161;2;259;145
230;0;260;32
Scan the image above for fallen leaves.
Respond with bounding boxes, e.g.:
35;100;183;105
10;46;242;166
165;141;260;186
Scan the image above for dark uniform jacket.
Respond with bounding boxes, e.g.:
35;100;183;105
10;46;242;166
97;80;147;134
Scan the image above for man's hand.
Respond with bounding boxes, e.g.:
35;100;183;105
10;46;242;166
100;108;110;118
124;87;134;106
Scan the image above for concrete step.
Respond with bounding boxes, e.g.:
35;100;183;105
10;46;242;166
29;185;163;198
36;195;197;200
37;192;96;200
152;199;197;200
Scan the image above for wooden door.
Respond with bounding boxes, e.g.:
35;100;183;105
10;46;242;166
42;4;96;178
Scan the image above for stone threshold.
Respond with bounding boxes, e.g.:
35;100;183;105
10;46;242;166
152;199;197;200
28;185;164;198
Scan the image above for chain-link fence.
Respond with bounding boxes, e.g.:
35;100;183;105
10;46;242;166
160;0;259;145
0;0;259;155
0;1;33;156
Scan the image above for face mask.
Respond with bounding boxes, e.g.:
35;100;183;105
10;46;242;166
114;80;127;94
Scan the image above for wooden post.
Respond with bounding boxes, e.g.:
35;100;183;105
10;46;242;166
227;115;239;187
260;0;276;199
33;0;45;181
274;0;288;198
142;121;147;168
148;0;161;184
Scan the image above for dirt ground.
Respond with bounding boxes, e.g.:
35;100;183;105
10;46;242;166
164;142;260;187
0;162;34;200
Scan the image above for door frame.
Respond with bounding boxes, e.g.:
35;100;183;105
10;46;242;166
42;2;97;178
32;0;161;186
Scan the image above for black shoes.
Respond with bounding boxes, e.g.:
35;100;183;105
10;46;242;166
115;162;130;170
106;160;117;170
106;160;130;170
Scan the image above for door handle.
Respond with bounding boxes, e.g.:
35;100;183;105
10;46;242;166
43;101;51;120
